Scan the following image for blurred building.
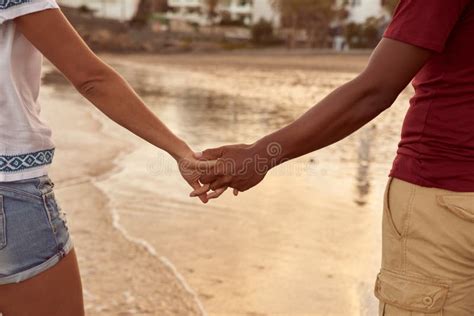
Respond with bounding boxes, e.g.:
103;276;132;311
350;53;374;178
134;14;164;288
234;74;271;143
252;0;279;26
167;0;279;27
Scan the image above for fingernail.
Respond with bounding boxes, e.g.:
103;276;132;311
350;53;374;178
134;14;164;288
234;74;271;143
194;152;203;159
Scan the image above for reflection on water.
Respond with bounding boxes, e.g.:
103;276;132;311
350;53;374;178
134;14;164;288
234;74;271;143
354;125;376;207
110;63;301;144
44;53;410;316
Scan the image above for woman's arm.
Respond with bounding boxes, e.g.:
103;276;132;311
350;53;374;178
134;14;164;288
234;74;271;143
16;9;188;160
15;9;209;202
192;39;432;196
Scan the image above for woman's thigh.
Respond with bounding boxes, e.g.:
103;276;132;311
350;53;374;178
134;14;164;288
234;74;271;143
0;248;84;316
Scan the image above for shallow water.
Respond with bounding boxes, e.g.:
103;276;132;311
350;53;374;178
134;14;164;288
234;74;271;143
46;53;411;316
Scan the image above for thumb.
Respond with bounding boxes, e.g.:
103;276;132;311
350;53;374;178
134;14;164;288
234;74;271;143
194;147;224;161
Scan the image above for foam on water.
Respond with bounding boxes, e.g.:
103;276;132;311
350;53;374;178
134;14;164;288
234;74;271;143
88;109;209;316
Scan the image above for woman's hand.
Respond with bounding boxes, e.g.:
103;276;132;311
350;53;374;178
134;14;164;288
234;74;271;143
176;149;211;204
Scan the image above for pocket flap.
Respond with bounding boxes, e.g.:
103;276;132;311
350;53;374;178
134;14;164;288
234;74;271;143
437;195;474;222
375;270;449;313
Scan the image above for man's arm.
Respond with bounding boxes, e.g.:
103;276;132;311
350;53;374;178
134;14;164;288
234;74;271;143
193;39;432;196
257;38;430;162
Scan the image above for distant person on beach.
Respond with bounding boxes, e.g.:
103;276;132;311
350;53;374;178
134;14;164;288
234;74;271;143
0;1;215;314
192;1;474;315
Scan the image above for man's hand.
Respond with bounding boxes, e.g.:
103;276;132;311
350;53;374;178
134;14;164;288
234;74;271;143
190;142;280;199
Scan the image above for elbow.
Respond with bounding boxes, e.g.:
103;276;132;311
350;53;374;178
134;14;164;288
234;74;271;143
72;65;115;97
353;74;400;114
369;86;399;114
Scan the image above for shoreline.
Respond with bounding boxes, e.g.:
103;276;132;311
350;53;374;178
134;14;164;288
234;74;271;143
40;52;401;315
89;106;208;315
43;84;207;315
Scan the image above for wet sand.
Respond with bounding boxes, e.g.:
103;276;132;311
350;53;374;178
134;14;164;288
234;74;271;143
41;84;205;315
41;53;411;315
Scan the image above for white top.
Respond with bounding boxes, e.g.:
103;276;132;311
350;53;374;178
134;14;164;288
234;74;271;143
0;0;59;182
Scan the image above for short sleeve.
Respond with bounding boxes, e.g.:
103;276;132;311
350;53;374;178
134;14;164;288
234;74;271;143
384;0;471;53
0;0;58;24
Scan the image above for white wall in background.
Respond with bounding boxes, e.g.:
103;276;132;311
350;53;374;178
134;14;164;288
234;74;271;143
252;0;279;26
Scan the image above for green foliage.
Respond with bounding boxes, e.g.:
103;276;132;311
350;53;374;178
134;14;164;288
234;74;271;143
187;21;201;33
151;13;170;26
77;5;94;15
344;17;384;48
251;19;275;45
131;0;169;27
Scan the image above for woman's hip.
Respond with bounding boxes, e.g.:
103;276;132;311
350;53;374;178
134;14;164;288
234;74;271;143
0;175;73;285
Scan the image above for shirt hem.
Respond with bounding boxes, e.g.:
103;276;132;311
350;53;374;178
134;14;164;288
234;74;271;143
390;155;474;193
383;32;444;53
0;165;51;182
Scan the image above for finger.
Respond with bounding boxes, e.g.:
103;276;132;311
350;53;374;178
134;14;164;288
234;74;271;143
190;183;211;197
193;159;219;171
178;156;220;173
194;147;224;161
199;173;219;184
190;181;209;203
210;176;232;191
198;195;207;203
233;189;239;196
207;187;228;200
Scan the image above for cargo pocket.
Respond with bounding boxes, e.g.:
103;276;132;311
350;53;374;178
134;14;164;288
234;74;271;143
375;270;449;315
437;194;474;223
0;195;6;250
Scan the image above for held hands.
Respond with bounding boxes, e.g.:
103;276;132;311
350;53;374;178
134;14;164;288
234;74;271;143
187;142;283;201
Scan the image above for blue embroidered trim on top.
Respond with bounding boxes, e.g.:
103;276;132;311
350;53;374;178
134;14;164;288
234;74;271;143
0;0;32;10
0;149;54;172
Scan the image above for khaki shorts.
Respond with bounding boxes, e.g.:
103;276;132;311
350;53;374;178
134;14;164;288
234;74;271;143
375;177;474;315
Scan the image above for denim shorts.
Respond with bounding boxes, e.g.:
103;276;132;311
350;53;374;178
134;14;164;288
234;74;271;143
0;176;73;285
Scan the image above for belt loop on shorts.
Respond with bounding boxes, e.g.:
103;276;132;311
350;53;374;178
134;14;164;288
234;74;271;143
37;176;54;195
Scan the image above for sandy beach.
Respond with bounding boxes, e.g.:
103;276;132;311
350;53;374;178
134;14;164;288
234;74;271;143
40;53;411;316
41;81;205;315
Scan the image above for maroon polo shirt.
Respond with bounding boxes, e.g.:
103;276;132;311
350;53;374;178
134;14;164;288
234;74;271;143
384;0;474;192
